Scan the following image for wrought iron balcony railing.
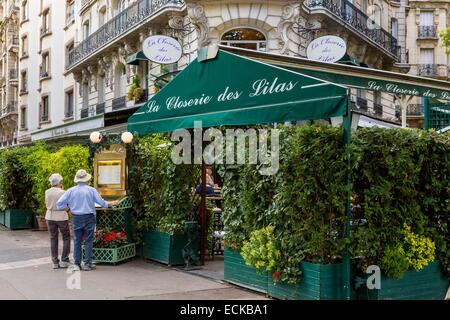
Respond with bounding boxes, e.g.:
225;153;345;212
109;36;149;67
407;104;423;116
356;97;368;111
374;103;383;117
65;110;74;118
418;64;438;77
67;0;183;69
418;25;437;39
306;0;400;59
112;96;127;111
4;101;18;115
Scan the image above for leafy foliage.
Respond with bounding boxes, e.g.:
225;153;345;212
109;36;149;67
128;135;200;236
439;27;450;54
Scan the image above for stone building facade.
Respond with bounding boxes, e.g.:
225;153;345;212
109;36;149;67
0;0;19;147
405;0;450;129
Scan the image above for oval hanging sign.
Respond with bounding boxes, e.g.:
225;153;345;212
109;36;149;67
306;36;347;63
143;35;182;65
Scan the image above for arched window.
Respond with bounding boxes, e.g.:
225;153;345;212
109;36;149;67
114;64;126;98
221;28;267;52
98;6;107;27
83;20;90;40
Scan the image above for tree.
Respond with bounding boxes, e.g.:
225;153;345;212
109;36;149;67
439;27;450;54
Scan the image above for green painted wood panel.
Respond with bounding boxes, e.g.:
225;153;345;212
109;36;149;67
356;261;449;300
224;249;268;294
0;211;4;225
142;230;196;266
267;262;344;300
4;209;33;230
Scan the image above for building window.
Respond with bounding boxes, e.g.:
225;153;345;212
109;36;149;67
65;89;74;118
66;41;74;67
116;0;127;15
221;28;267;52
20;106;27;129
42;9;51;34
40;52;50;78
97;76;105;103
66;0;75;24
360;0;367;14
40;96;50;123
21;35;28;56
420;48;434;64
98;6;107;27
82;83;89;110
20;70;27;93
114;64;127;98
83;21;90;40
391;18;398;40
419;11;434;26
21;0;28;21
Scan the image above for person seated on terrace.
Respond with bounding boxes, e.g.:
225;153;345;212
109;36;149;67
193;167;218;196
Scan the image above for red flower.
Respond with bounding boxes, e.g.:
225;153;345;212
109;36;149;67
113;229;118;233
105;235;114;242
273;271;280;281
98;227;103;231
121;232;126;238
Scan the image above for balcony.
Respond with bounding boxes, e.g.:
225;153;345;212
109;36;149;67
407;104;423;116
356;97;368;112
40;114;49;123
96;102;105;115
65;110;74;119
2;101;18;117
305;0;400;60
39;66;50;79
418;64;438;77
418;26;437;39
112;96;126;111
67;0;184;70
374;103;383;117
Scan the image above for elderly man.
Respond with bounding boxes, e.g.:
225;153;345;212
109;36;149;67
57;169;118;271
45;173;71;269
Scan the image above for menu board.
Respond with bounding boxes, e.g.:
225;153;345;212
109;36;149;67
97;160;122;186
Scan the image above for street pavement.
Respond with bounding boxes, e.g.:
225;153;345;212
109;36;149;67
0;225;268;300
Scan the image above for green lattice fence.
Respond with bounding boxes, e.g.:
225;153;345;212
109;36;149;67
83;243;136;264
426;103;450;131
91;197;136;264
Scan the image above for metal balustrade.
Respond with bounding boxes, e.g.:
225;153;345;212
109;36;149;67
67;0;184;69
306;0;400;59
112;96;126;111
418;26;437;39
407;104;423;116
96;102;105;115
356;97;368;111
418;64;438;77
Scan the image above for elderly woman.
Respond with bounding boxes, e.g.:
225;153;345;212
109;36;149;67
45;173;71;269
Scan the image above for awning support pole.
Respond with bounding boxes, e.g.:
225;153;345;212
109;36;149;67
199;161;207;266
424;97;430;130
343;99;352;300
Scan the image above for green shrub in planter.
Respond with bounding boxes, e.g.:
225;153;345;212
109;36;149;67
355;261;449;300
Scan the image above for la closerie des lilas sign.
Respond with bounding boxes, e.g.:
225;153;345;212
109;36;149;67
145;77;298;113
367;80;450;100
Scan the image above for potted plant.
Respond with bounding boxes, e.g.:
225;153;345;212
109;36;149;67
128;75;143;103
83;226;135;264
35;209;48;231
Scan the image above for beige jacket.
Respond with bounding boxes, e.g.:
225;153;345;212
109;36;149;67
45;187;68;221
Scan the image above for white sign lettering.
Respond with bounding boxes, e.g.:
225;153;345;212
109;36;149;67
143;35;182;65
307;36;347;63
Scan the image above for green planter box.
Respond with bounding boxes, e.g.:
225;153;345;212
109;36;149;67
0;210;5;226
356;261;449;300
142;230;197;266
224;249;268;294
267;262;344;300
82;243;136;264
3;209;33;230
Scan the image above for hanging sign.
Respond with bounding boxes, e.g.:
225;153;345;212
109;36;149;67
143;35;182;65
306;36;347;63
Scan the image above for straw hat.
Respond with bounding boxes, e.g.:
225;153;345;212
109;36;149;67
74;169;92;183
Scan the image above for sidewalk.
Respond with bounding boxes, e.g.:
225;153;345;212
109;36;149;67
0;226;268;300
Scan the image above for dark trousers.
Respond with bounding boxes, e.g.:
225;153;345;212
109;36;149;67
47;220;71;264
72;214;96;266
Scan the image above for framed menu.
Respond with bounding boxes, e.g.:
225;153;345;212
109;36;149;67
98;160;122;186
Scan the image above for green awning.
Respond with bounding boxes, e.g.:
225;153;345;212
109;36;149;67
126;51;148;65
128;50;348;135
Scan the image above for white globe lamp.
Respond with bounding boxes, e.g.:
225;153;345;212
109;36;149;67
90;131;102;144
121;132;134;144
